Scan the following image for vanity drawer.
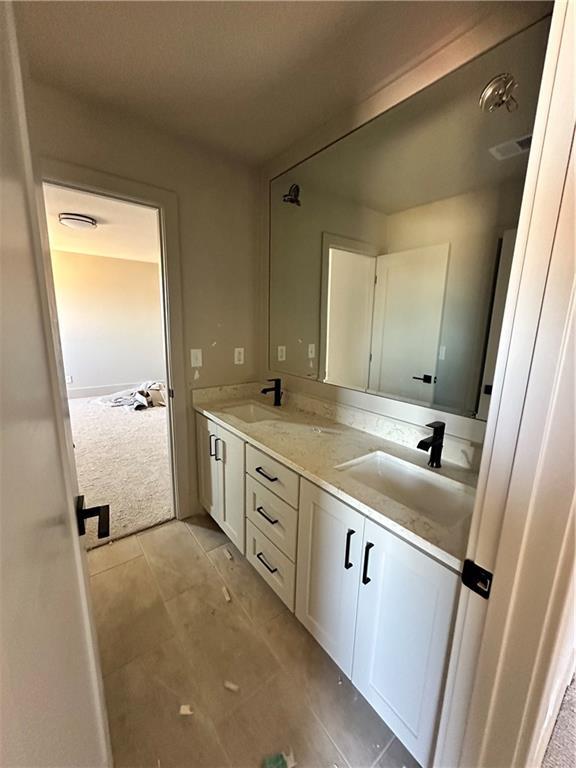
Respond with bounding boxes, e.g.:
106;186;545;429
246;520;295;611
246;444;299;508
246;476;298;561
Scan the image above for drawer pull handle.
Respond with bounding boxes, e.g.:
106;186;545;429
362;542;374;585
215;437;223;462
257;505;278;525
209;434;216;457
256;552;278;574
255;466;278;483
344;528;355;569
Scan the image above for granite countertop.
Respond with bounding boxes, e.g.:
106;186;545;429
194;397;477;571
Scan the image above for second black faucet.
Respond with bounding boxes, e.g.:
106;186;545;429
261;377;283;407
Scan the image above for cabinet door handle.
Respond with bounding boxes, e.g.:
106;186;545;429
215;438;223;462
209;433;216;458
256;505;278;525
362;542;374;585
255;466;278;482
344;528;355;569
256;552;278;574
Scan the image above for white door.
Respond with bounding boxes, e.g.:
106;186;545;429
196;413;221;522
217;424;245;553
352;520;459;768
324;246;376;390
369;244;449;403
296;480;365;675
0;5;110;766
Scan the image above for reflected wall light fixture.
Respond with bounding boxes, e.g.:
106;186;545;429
282;184;301;206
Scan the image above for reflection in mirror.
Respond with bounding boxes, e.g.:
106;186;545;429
269;19;550;419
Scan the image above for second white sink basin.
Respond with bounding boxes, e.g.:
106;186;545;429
222;401;281;423
336;451;474;527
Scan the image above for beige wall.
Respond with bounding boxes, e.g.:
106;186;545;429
26;81;259;390
52;250;164;395
386;180;524;414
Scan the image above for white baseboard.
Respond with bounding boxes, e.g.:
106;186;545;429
67;382;140;399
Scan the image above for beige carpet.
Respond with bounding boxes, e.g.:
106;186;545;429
69;396;173;548
543;678;576;768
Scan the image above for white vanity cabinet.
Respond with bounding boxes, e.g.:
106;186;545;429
196;413;245;553
296;479;366;676
296;479;458;767
352;518;459;768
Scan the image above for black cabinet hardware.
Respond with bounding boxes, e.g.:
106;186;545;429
215;438;223;462
412;374;437;384
483;384;493;396
209;433;216;457
344;528;355;569
256;506;278;525
362;542;374;585
255;466;278;482
461;559;493;599
256;552;278;574
76;494;110;539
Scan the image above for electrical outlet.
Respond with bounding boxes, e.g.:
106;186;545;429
308;343;316;359
65;375;73;384
277;345;286;362
234;347;244;365
190;348;203;368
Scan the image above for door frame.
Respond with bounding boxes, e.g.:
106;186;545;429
36;158;191;525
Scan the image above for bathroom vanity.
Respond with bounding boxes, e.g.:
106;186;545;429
195;397;475;767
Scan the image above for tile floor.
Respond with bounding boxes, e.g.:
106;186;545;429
88;517;421;768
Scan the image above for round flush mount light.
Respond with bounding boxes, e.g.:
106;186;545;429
58;212;98;230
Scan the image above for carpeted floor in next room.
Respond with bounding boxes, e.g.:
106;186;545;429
69;396;173;548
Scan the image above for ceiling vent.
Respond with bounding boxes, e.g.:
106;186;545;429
489;134;532;161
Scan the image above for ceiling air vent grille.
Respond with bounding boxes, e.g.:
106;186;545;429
489;134;532;161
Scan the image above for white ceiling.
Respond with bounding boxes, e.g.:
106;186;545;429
43;184;161;263
15;1;549;164
275;18;550;214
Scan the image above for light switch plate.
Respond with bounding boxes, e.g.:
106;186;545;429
439;345;446;361
277;345;286;362
308;343;316;359
65;375;73;384
190;348;203;368
234;347;244;365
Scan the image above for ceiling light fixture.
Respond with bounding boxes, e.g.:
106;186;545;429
58;212;98;230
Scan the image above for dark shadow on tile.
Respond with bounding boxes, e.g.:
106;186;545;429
262;608;394;768
105;636;230;768
185;513;229;552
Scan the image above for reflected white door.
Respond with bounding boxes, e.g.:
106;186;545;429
369;243;449;404
0;6;110;766
324;247;376;390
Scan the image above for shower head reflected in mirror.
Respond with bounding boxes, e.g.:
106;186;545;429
479;73;519;113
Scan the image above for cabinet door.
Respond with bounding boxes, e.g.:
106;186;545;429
296;480;365;676
352;519;459;768
217;424;245;553
196;413;222;523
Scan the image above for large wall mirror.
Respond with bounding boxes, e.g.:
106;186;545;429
269;19;550;420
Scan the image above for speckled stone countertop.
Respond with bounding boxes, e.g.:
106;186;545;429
195;398;477;571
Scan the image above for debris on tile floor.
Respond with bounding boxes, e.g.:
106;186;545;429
224;547;233;561
223;680;239;693
262;747;297;768
179;704;194;716
222;585;232;602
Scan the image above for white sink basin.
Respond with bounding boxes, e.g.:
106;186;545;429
222;401;281;423
336;451;474;527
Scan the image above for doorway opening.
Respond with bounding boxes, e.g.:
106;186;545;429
43;182;175;547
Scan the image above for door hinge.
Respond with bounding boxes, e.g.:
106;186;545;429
168;387;175;399
461;559;493;599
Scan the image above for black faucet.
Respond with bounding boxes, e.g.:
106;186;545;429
261;378;283;407
417;421;445;468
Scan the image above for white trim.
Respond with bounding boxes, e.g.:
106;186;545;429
37;159;191;521
67;382;144;399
